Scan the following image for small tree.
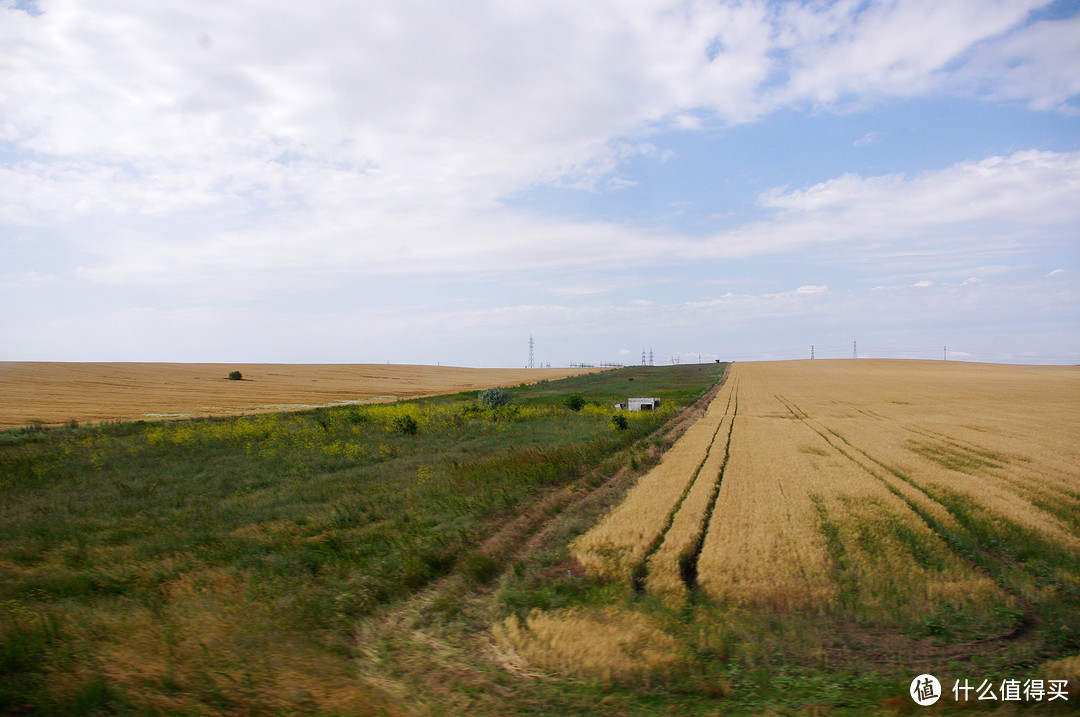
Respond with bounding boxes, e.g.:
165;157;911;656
564;394;586;411
228;370;243;381
611;413;629;430
478;387;512;409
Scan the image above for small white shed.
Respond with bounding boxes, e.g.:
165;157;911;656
614;397;661;412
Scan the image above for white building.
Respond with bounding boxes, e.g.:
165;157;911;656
614;397;661;412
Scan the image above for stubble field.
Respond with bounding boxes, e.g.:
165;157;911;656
0;362;602;429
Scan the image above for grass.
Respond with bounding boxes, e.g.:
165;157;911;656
0;364;722;714
3;359;1079;715
487;360;1079;714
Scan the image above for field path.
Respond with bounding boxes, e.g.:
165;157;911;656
0;362;604;428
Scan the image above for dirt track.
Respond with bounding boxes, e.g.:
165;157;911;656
0;362;604;429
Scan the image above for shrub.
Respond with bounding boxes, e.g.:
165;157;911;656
392;415;418;435
478;387;512;409
611;414;629;431
228;370;243;381
461;552;500;584
564;394;586;411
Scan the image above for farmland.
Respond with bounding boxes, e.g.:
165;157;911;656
0;363;721;715
500;360;1080;711
2;359;1079;714
0;362;604;429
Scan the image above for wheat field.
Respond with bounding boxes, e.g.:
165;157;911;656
0;362;604;429
576;359;1079;612
571;376;736;583
526;359;1080;680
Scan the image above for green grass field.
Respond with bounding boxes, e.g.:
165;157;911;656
0;364;723;715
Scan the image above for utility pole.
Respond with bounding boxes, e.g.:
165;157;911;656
944;346;947;361
853;341;857;359
641;348;646;366
811;345;815;360
528;335;535;369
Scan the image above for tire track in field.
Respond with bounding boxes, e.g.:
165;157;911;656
832;399;1080;536
774;395;1054;633
682;382;738;591
632;382;735;594
572;373;733;583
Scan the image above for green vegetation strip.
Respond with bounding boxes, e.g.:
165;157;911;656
0;364;721;715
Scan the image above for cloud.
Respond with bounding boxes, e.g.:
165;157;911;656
768;0;1047;108
743;150;1080;266
952;12;1080;113
853;131;879;147
2;0;1078;364
30;146;1080;303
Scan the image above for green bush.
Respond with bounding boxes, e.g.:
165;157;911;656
563;394;586;411
461;552;500;584
477;387;512;409
228;370;243;381
611;413;629;430
392;415;418;435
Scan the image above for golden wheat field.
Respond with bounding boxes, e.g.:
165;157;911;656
578;359;1080;607
0;362;603;429
508;360;1080;679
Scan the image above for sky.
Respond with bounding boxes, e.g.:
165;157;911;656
1;0;1078;367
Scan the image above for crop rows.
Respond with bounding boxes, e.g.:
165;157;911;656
572;360;1080;642
572;376;737;592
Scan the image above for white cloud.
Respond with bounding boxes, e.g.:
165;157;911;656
742;150;1080;266
853;131;879;147
29;147;1080;302
2;0;1078;364
768;0;1047;108
913;280;934;287
953;13;1080;113
674;114;703;130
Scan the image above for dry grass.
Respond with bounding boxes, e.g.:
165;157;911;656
0;362;604;428
492;607;683;683
1044;654;1080;685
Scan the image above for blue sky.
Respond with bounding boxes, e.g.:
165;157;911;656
1;0;1078;367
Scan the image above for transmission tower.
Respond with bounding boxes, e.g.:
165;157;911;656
853;340;857;359
528;335;535;369
648;348;654;366
811;345;815;360
641;348;646;366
